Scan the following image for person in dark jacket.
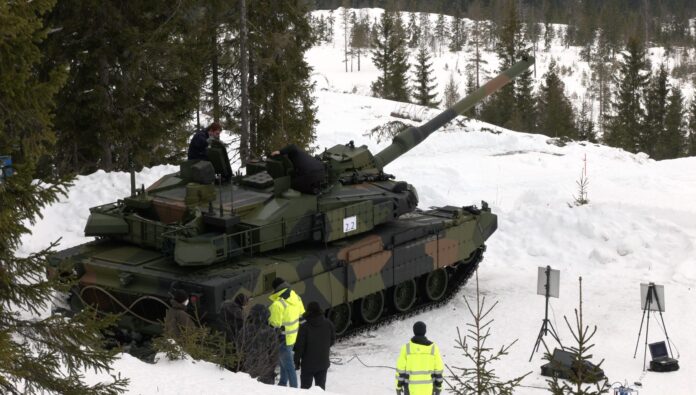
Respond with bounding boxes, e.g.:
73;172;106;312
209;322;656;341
271;144;325;194
164;289;195;338
237;304;280;385
293;301;336;390
187;122;222;160
220;293;249;342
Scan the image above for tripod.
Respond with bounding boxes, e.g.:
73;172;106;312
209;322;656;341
633;283;673;371
529;266;563;362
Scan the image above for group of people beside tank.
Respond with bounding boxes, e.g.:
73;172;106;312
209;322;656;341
164;281;444;394
164;278;336;390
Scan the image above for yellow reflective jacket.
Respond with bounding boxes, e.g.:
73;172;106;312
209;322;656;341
268;287;305;346
395;339;444;395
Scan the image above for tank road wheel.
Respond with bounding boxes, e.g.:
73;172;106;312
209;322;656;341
392;279;417;313
359;291;385;324
329;303;352;336
423;268;448;302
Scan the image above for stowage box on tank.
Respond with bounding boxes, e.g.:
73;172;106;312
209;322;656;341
50;56;535;337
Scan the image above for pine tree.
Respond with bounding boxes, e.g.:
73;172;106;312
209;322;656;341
327;10;335;44
658;86;687;159
511;68;537;132
43;0;206;174
412;46;440;108
577;99;597;143
467;0;488;90
589;34;614;137
480;0;528;129
536;61;578;138
443;73;461;109
688;101;696;156
642;65;669;157
449;7;464;52
371;9;410;102
434;13;448;55
445;272;530;394
407;12;421;49
418;12;432;48
341;3;351;72
247;0;317;155
350;11;371;72
604;37;649;153
0;1;128;393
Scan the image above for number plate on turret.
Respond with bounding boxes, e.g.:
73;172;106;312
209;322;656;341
343;216;357;233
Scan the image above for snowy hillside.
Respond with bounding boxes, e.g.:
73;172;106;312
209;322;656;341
308;8;696;119
19;8;696;395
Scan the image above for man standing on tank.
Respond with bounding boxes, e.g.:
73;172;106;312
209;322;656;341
187;122;222;160
268;277;305;388
271;144;325;194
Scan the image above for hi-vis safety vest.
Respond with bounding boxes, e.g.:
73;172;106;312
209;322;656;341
395;341;444;395
268;287;305;346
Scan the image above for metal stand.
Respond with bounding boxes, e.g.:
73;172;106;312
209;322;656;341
529;266;563;361
633;283;673;371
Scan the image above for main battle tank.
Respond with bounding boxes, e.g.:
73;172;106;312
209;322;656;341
50;57;534;338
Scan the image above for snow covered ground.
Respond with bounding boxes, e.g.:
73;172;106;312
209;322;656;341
18;8;696;395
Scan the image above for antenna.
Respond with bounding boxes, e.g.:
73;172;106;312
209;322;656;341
218;174;223;216
129;153;136;197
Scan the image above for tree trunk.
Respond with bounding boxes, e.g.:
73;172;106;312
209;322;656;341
211;31;220;123
239;0;250;166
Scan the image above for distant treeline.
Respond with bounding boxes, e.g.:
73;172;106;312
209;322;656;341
313;0;696;48
311;1;696;159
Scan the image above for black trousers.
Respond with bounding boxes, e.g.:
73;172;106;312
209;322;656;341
300;369;327;390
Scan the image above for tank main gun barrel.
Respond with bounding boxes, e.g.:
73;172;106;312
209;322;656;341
372;56;535;170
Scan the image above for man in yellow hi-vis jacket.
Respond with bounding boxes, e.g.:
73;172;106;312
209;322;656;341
268;277;305;387
395;321;444;395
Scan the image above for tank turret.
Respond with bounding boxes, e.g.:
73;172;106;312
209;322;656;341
51;57;534;339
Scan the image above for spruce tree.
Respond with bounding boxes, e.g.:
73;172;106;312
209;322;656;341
577;99;597;143
642;65;669;157
449;7;464;52
604;37;649;153
371;9;410;102
688;101;696;156
247;0;317;155
418;12;432;49
0;1;127;393
536;61;578;138
407;12;421;49
658;86;687;159
480;0;528;130
443;73;461;109
412;46;440;108
445;272;530;394
467;0;488;90
434;13;448;55
350;11;370;72
43;0;206;174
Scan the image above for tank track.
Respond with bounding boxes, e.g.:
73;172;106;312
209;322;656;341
338;247;484;341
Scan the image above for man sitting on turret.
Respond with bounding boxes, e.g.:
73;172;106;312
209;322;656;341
271;144;325;194
187;122;222;161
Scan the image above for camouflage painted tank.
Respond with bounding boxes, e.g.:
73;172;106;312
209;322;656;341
50;57;534;338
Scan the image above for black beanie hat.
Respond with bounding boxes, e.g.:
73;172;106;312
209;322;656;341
306;301;322;317
272;277;286;291
413;321;427;336
172;289;188;304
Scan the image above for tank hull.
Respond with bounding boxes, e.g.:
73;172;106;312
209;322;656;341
53;204;496;337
